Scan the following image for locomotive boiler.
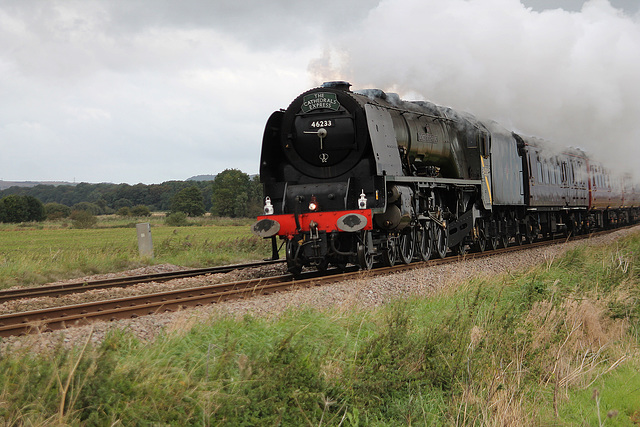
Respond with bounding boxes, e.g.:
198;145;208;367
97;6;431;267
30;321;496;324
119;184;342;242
252;82;639;274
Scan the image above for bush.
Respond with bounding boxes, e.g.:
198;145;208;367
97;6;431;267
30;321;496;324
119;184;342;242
45;202;72;220
0;195;26;223
70;210;98;229
72;202;102;215
165;212;188;227
117;207;131;217
24;195;46;222
130;205;151;217
0;195;45;223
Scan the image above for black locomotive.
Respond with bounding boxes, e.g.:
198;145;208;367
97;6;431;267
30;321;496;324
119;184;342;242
252;82;639;273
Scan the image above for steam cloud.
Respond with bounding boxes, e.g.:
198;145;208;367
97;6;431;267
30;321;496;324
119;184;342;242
312;0;640;177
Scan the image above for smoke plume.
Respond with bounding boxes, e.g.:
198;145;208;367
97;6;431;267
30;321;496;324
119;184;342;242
312;0;640;177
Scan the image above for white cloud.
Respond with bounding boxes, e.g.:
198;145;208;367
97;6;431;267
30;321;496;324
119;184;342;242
315;0;640;175
1;0;638;184
0;1;322;183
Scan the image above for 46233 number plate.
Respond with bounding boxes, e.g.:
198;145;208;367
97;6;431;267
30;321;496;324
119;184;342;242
310;120;333;128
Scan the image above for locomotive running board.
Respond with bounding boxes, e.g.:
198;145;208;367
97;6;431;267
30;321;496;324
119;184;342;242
386;175;482;188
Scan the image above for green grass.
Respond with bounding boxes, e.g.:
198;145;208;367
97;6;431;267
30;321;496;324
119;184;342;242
1;229;639;425
553;363;640;426
0;216;271;289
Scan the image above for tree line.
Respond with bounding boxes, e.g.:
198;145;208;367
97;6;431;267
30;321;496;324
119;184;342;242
0;169;264;223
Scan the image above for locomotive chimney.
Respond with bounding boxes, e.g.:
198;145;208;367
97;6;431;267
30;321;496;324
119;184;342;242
322;81;351;91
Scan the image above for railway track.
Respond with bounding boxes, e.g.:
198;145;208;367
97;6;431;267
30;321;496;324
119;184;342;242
0;227;632;338
0;268;342;337
0;259;285;304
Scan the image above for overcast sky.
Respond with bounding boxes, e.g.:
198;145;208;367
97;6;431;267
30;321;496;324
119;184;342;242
1;0;639;184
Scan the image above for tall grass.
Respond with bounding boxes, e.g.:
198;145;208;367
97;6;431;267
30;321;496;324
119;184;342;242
1;231;639;424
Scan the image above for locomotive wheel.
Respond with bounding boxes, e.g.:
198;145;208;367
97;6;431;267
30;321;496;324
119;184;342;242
454;243;468;256
489;236;499;251
286;240;302;275
332;258;348;271
501;218;510;248
357;231;374;270
475;222;486;252
381;238;396;267
525;223;536;244
515;231;523;246
417;223;433;261
434;226;448;259
472;219;486;253
315;259;328;272
476;237;486;253
399;229;415;264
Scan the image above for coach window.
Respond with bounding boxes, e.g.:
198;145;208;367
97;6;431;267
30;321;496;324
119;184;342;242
570;161;575;185
577;164;582;187
537;157;543;184
569;162;574;185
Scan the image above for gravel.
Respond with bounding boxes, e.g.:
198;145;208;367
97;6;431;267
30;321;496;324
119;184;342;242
2;226;637;353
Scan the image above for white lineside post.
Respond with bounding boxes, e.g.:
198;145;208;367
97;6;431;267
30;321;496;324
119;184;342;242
136;223;153;258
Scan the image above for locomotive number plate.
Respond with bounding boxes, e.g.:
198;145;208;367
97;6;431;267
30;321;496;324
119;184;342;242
310;120;333;128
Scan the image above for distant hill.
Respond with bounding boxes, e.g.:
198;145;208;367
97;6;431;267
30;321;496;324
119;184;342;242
1;177;214;190
0;180;77;190
187;174;258;182
187;175;217;182
1;174;257;190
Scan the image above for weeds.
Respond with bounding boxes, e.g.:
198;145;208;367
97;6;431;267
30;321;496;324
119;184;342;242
56;329;94;423
0;231;639;424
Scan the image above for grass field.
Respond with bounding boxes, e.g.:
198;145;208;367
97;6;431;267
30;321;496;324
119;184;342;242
0;216;271;289
0;229;638;424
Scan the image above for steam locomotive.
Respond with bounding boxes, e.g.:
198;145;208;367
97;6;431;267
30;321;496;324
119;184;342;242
251;81;639;274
